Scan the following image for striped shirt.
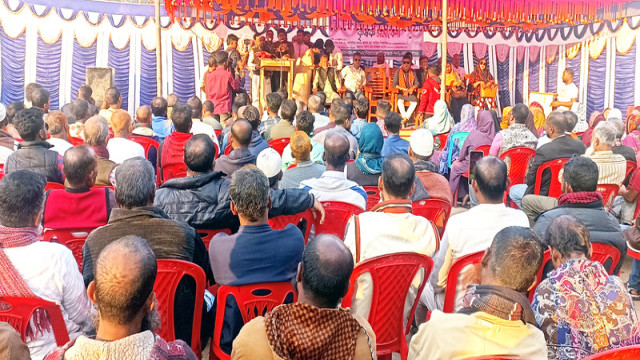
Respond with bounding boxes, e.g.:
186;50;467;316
585;150;626;185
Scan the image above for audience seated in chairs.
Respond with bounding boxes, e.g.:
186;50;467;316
409;129;453;204
107;109;145;164
5;108;64;183
409;226;547;360
201;100;222;130
209;166;308;355
82;115;116;186
232;234;375;359
82;157;213;346
43;145;117;230
259;93;282;136
46;236;198;360
151;97;174;140
381;112;409;157
530;157;627;275
350;97;369;141
280;131;325;189
312;100;358;158
308;94;330;130
608;117;636;161
0;171;92;359
214;119;257;178
243;106;269;157
345;123;385;187
256;148;282;190
281;110;324;169
344;154;439;319
532;215;640;359
67;99;91;139
265;99;296;142
186;96;217;144
132;105;159;140
489;103;538;157
423;156;529;312
159;103;194;179
45;111;73;157
0;103;16;163
375;99;392;137
97;87;122;127
584;121;627;186
154;135;322;231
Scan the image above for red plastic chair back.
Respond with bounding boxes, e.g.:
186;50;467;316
224;143;232;156
625;161;637;183
500;147;536;186
443;251;485;313
286;163;296;170
596;184;620;212
154;259;206;357
214;129;222;139
475;144;491;155
45;182;65;191
529;249;552;302
268;209;314;244
534;158;570;197
591;242;622;275
0;297;70;346
434;131;450;150
211;282;295;360
162;163;188;183
69;136;84;146
130;136;160;161
314;201;363;239
412;199;452;237
268;138;290;155
197;229;233;250
582;345;640;359
364;186;380;211
42;228;94;272
342;253;433;359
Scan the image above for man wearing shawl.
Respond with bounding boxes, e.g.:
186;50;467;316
393;54;420;123
409;226;547;360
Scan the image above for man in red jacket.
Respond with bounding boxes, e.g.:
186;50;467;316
159;103;193;181
417;64;442;118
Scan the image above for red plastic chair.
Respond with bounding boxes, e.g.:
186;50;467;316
364;185;380;211
161;163;188;183
500;147;536;185
443;251;485;313
45;182;66;191
224;143;232;156
268;209;314;244
596;184;620;212
286;163;297;170
130;136;160;162
214;129;222;139
268;138;290;155
582;345;640;359
591;242;622;275
529;249;552;302
342;253;433;360
625;161;637;183
69;136;84;146
533;158;570;198
434;131;450;150
412;198;452;237
42;228;94;272
0;297;70;346
154;259;206;357
314;201;364;239
197;229;233;250
210;282;295;360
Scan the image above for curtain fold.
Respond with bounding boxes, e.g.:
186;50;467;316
71;39;97;101
1;28;25;104
587;47;606;120
497;56;510;109
566;49;581;89
614;42;635;113
108;39;130;110
546;57;558;94
36;35;61;110
529;57;540;92
515;59;524;104
172;42;196;102
140;43;157;107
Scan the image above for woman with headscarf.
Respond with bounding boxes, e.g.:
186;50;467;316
423;100;453;136
468;59;497;110
581;112;605;146
531;107;546;136
438;104;476;174
624;107;640;152
345;123;384;186
499;106;512;130
448;110;496;205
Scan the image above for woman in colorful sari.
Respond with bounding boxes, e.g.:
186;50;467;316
438;104;476;175
445;63;468;123
468;59;497;110
345;123;384;186
624;107;640;152
531;107;546;136
499;106;512;130
581;112;605;146
449;110;496;205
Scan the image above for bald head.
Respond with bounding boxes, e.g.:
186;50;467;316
382;154;415;199
111;110;133;136
301;235;354;308
231;119;252;148
93;236;157;325
63;145;97;187
547;111;567;135
184;134;216;173
136;106;152;125
473;156;508;202
323;129;350;170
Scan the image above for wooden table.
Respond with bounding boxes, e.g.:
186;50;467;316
259;59;294;112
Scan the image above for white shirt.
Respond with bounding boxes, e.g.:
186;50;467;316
312;113;330;130
557;82;578;111
47;138;73;157
329;51;344;71
341;65;366;92
190;119;220;147
536;135;551;149
300;170;367;210
107;137;145;164
4;241;92;359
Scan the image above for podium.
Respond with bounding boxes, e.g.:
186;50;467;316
259;59;294;111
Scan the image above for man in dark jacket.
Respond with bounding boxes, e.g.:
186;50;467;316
5;107;63;183
82;157;212;347
508;111;585;208
214;119;256;177
154;135;325;231
533;156;626;275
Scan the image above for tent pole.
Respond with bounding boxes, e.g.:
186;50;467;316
440;0;447;101
155;0;163;96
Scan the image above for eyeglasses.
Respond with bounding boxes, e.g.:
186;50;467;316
354;59;361;61
479;62;487;65
403;61;411;64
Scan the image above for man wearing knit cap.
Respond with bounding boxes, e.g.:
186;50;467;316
256;148;282;190
409;129;452;204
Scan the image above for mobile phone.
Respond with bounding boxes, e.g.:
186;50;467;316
468;150;484;185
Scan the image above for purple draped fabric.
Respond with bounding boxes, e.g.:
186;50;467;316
172;43;196;101
71;39;96;101
108;40;130;110
497;56;510;109
614;43;635;113
529;57;540;92
546;58;558;94
587;48;606;120
0;29;25;105
427;52;439;66
140;44;157;107
202;43;212;67
37;36;62;110
566;51;581;89
515;60;524;104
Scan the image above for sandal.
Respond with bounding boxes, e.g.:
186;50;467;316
629;288;640;301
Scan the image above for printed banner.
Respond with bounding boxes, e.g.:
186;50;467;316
328;29;423;61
